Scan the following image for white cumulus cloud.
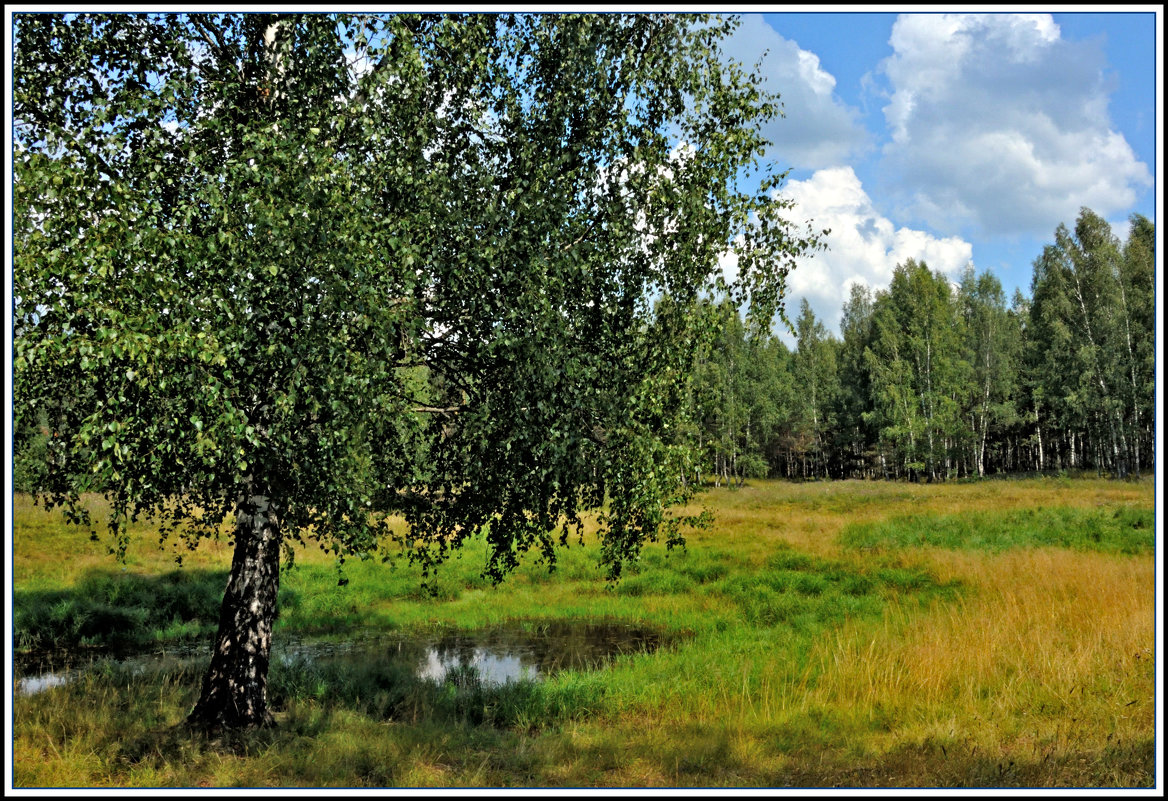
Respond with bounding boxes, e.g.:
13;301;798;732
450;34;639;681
776;166;973;337
878;13;1152;237
719;15;867;170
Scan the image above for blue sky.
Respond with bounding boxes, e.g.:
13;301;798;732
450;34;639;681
720;11;1158;341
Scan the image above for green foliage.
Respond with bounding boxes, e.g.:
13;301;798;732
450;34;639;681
681;208;1152;483
958;266;1022;477
1119;214;1155;473
1023;209;1155;478
690;299;800;485
829;283;878;477
789;299;840;478
13;12;826;584
864;259;971;481
12;407;50;493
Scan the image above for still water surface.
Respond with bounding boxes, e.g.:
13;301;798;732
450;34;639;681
15;620;669;696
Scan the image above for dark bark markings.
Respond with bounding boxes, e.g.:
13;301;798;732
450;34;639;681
188;492;282;730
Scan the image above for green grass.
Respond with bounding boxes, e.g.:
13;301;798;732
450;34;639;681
838;504;1154;554
11;476;1157;788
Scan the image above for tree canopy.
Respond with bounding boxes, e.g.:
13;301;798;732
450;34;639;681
14;12;823;574
13;12;826;727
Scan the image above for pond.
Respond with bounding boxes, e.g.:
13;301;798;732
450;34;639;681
14;620;673;696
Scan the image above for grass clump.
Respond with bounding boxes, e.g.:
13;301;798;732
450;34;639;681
14;569;225;655
707;546;955;631
839;505;1154;554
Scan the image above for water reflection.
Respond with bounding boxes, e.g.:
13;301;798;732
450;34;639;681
15;620;668;696
14;646;207;697
410;621;662;686
17;672;71;695
417;647;536;685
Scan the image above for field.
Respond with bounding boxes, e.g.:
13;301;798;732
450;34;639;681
9;476;1158;788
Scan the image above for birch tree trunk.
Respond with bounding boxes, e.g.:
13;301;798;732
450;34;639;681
187;490;283;730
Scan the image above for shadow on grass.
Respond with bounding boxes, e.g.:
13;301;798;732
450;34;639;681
13;643;607;787
15;657;1155;789
525;717;1155;788
14;568;232;661
12;566;372;668
768;736;1156;788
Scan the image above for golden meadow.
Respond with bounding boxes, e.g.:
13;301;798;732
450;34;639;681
10;476;1156;788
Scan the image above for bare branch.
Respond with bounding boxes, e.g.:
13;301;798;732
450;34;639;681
189;14;238;72
412;405;465;415
562;218;600;252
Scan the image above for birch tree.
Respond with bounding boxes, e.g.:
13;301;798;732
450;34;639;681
958;267;1021;476
1117;214;1155;476
865;260;968;480
13;12;825;729
790;299;838;478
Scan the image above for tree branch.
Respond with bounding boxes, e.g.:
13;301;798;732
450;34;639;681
188;14;239;77
412;405;465;415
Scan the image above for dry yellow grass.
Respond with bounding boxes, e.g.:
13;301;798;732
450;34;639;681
628;477;1157;785
806;549;1153;722
676;477;1152;559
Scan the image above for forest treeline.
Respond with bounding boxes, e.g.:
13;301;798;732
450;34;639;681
690;207;1155;484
